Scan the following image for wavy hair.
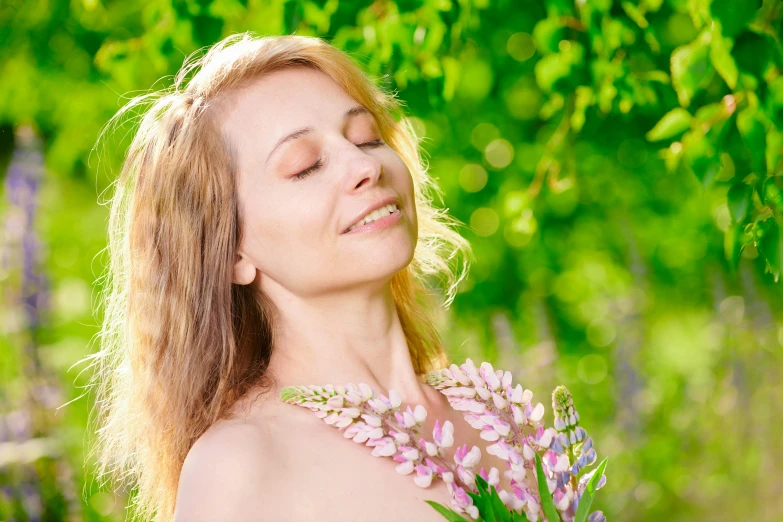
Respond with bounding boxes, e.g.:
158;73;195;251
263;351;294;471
85;32;472;522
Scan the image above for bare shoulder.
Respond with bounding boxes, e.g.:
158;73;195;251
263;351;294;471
173;399;293;521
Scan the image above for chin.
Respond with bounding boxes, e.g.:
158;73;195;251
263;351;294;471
350;241;415;284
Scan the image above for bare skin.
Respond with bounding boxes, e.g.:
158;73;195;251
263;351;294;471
173;67;511;520
174;378;515;521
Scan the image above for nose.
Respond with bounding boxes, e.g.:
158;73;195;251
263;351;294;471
342;141;384;192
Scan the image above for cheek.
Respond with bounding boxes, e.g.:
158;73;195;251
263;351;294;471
242;195;332;270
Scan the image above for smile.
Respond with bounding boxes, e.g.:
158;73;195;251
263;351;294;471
345;203;400;233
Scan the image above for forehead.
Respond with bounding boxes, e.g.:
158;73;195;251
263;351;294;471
220;67;366;149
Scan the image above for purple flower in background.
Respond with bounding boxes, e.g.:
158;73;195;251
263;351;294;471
2;126;49;339
1;125;77;519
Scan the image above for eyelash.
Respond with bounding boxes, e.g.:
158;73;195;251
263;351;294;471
292;140;385;180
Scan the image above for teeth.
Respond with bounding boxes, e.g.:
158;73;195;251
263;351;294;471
347;203;398;232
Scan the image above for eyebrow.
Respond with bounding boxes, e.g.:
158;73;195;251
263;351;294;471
264;105;372;167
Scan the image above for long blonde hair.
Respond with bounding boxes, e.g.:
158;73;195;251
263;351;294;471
86;32;471;522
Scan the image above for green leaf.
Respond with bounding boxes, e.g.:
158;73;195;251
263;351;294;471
707;112;738;153
671;31;713;107
710;0;762;38
534;42;588;94
487;481;512;521
622;2;648;28
470;475;498;522
756;218;782;281
511;510;534;522
710;30;738;89
534;453;562;522
442;56;460;102
646;108;692;141
475;473;489;494
732;32;775;79
571;86;594;133
727;182;752;222
763;177;783;211
532;16;568;55
737;109;768;175
425;501;471;521
573;458;609;522
724;222;744;271
766;127;783;176
690;154;722;188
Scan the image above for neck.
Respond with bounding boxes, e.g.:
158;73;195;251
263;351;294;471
261;276;438;408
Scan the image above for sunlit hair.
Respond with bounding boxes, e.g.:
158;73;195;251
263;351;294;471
85;32;472;522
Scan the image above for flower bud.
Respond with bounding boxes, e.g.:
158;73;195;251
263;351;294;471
392;431;411;444
389;389;402;408
367;399;388;414
395;460;414;475
358;383;373;401
480;428;500;442
588;511;606;522
487;467;500;488
492;392;508;409
371;439;397;457
462;446;481;468
449;364;472;386
413;465;434;488
529;403;545;423
326;395;344;408
341;407;361;418
413;404;427;424
361;414;382;427
335;416;353;428
501;371;513;389
476;386;492;401
522;444;535;461
511;384;524;403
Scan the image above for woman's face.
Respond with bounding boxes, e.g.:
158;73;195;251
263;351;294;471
221;67;418;297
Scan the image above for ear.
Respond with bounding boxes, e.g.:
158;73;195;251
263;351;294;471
232;251;257;285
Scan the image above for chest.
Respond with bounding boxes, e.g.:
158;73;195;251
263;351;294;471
275;420;455;521
271;405;513;521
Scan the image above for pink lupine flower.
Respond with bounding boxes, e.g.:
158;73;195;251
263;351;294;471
413;464;434;488
477;466;500;489
367;436;397;457
395;459;414;475
281;360;605;522
432;419;455;449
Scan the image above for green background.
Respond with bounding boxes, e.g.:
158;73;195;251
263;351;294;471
1;0;782;520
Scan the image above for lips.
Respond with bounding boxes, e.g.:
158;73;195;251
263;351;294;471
342;196;400;234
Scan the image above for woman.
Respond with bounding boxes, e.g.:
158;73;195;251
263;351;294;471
89;32;509;521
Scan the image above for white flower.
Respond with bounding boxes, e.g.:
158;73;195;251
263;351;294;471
395;460;414;475
413;404;427;424
413;466;434;488
529;403;545;423
389;389;402;408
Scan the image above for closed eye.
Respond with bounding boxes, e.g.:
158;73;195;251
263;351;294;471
291;140;385;181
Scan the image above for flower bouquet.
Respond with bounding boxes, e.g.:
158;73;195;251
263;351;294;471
281;359;607;521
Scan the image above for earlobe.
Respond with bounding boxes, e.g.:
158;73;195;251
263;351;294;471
232;253;257;285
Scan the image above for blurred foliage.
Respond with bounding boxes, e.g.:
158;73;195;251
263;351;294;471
1;0;782;521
